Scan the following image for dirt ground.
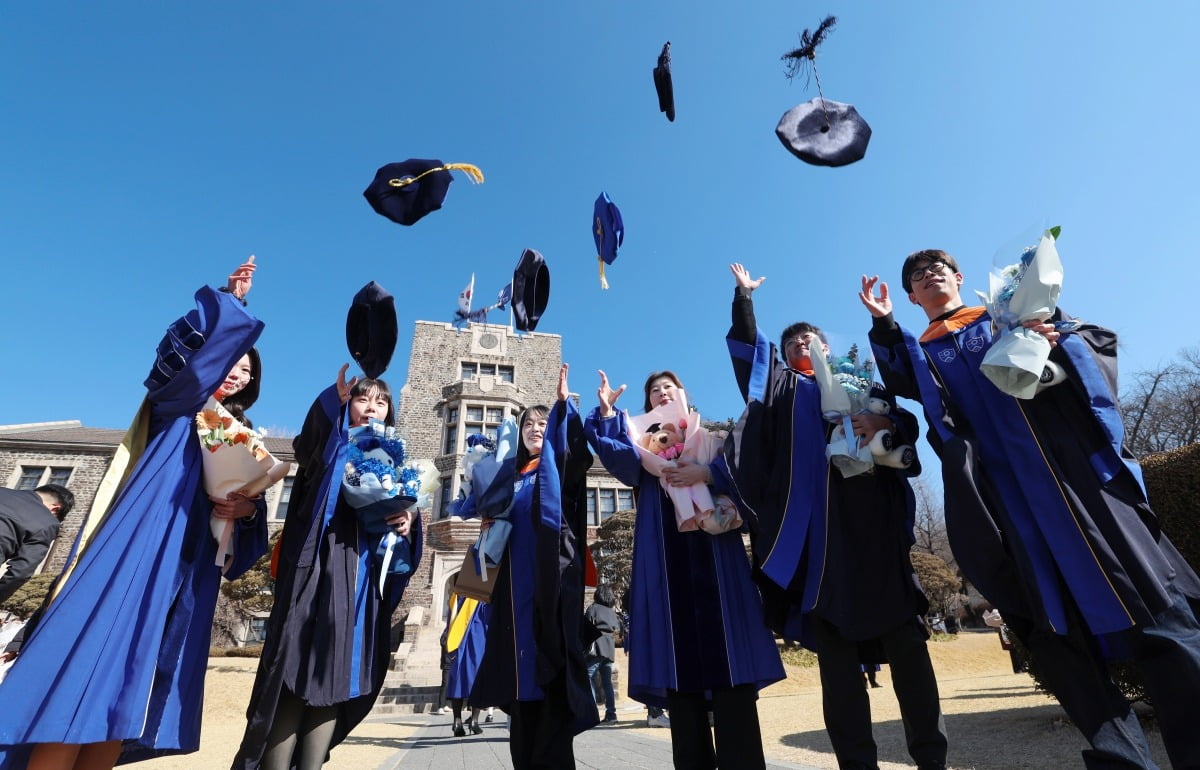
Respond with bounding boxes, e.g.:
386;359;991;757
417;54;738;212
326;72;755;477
142;631;1170;769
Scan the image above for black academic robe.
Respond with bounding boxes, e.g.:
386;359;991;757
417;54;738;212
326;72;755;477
723;288;927;645
870;308;1200;640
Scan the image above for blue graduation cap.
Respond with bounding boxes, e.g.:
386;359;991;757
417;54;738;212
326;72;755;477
512;248;550;332
593;192;624;290
363;159;484;226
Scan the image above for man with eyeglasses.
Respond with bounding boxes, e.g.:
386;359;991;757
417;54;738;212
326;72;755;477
860;249;1200;769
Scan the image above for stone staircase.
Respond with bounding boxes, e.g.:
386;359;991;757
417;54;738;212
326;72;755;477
370;606;444;716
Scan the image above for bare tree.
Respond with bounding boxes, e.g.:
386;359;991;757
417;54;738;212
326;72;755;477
910;475;954;569
1121;346;1200;457
591;509;635;605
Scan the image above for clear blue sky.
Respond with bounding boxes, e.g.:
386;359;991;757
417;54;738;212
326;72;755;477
3;3;1197;443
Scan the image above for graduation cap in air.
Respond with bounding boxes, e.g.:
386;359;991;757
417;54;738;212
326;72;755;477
363;159;484;226
511;248;550;332
593;192;624;289
346;281;398;378
652;42;675;122
775;16;872;167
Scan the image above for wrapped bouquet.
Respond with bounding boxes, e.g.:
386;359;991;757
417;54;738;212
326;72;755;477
810;343;915;477
977;226;1080;399
626;390;739;534
343;420;437;591
196;398;290;571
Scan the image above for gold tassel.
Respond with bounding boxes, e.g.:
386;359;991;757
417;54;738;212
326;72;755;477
599;257;609;290
388;162;485;188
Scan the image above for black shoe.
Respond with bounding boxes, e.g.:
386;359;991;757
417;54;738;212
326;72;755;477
452;721;466;737
469;720;483;735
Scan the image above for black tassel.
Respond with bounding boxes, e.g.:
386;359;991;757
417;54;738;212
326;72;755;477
781;15;837;82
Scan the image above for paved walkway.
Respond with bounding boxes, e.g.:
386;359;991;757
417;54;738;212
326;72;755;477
372;710;820;770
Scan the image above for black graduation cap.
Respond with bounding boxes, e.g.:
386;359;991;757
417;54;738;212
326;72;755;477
511;248;550;332
363;159;484;226
593;192;624;289
346;281;398;379
652;42;675;122
776;98;872;167
776;16;872;168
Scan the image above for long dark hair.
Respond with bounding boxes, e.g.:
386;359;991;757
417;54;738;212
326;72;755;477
222;347;262;428
642;370;684;413
349;377;395;427
515;404;550;468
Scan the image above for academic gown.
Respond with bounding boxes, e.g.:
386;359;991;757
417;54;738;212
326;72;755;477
0;286;268;766
232;386;422;769
869;308;1200;640
446;596;490;701
469;400;598;737
723;288;927;647
585;408;784;709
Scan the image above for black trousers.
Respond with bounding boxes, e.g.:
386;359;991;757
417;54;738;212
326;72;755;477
666;684;765;770
811;616;947;770
508;676;575;770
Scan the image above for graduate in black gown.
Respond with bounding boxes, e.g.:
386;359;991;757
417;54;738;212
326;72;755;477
723;263;947;770
468;364;598;769
862;251;1200;769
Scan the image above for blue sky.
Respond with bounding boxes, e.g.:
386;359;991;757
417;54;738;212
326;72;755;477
3;3;1197;449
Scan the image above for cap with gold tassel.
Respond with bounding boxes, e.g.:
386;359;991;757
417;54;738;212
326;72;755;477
363;159;485;226
593;191;624;290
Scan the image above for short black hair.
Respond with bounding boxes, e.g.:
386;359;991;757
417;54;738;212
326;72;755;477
516;404;551;467
36;484;75;519
779;322;827;354
900;249;959;293
594;584;615;607
350;377;395;427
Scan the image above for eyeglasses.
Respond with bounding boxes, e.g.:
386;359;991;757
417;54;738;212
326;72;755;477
909;261;949;284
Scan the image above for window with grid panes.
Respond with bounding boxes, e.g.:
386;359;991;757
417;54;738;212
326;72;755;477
15;466;46;490
444;406;460;455
439;476;454;519
273;477;295;520
598;489;617;522
586;488;597;526
46;467;73;487
464;404;505;443
618;489;634;511
460;362;478;379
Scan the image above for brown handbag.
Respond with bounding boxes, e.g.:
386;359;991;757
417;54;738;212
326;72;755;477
453;559;501;603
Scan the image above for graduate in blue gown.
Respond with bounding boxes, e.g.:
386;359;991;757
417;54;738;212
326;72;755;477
0;258;269;770
861;252;1200;769
444;589;490;736
469;364;598;770
233;371;422;770
585;368;784;770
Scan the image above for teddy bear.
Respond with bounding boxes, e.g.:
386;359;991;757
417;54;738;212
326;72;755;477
639;421;685;461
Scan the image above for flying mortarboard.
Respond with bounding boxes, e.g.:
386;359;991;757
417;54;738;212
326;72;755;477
346;281;398;378
363;159;484;226
511;248;550;333
775;16;872;168
593;192;624;290
653;42;675;122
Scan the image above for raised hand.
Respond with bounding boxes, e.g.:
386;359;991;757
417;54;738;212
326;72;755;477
859;275;892;318
336;363;359;404
730;262;766;291
597;369;626;417
228;255;256;300
557;363;570;402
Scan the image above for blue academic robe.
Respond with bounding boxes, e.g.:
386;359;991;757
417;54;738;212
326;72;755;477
0;286;267;766
233;386;422;769
469;400;598;736
585;408;784;709
724;298;927;646
870;308;1200;639
446;597;491;700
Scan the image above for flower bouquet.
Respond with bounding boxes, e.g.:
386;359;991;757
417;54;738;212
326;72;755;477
343;420;437;591
809;342;876;477
977;226;1080;399
626;390;738;534
196;398;290;571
